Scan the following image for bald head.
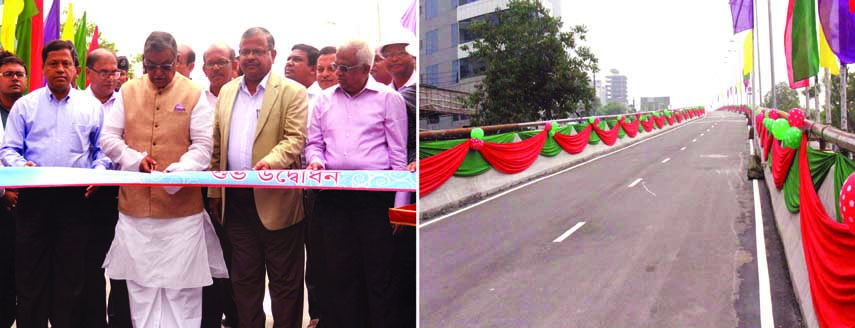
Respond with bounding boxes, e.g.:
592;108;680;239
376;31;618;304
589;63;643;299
85;48;118;102
203;42;237;96
176;44;195;78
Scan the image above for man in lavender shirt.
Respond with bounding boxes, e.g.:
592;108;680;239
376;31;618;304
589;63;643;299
0;39;111;327
305;38;407;328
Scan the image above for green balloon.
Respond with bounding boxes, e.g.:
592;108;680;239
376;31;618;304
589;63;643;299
588;117;596;124
617;115;624;121
470;128;484;140
783;127;803;149
772;118;789;139
763;117;773;129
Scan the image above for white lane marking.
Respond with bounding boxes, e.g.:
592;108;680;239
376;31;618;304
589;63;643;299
692;139;697;143
642;182;657;197
701;133;705;136
680;146;687;151
753;180;775;328
419;117;707;228
628;178;643;188
553;222;586;243
661;158;671;164
749;139;755;156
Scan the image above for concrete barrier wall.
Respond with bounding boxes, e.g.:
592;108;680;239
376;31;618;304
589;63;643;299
761;148;834;328
420;116;701;219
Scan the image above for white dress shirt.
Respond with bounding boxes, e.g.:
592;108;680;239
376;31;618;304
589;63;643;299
227;73;269;170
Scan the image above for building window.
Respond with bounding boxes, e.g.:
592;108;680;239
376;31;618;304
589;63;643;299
426;0;438;20
452;60;459;83
452;0;459;7
458;11;500;43
459;56;486;79
426;64;439;85
429;116;440;124
425;29;438;56
451;23;459;47
459;0;479;5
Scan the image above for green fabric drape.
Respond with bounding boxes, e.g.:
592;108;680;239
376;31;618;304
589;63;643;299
783;148;837;213
606;119;626;139
519;125;578;157
419;133;517;176
834;154;855;222
574;122;602;144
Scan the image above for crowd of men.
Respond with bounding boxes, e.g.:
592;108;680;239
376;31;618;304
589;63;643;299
0;25;417;328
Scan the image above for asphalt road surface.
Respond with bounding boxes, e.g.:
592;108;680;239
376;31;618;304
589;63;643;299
420;111;803;327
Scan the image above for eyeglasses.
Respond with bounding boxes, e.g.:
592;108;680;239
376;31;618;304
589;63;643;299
381;50;409;59
204;60;231;69
143;62;174;72
92;69;120;79
332;63;360;73
0;71;26;78
238;48;270;57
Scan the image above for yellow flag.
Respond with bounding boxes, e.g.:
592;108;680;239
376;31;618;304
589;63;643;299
1;0;25;53
818;23;839;75
61;3;74;41
743;30;753;76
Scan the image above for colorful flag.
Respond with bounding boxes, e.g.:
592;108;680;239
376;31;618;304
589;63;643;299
785;0;812;88
1;0;25;53
73;11;87;89
44;0;59;44
730;0;754;34
792;0;820;81
85;25;99;87
61;3;74;41
743;30;753;77
29;0;44;91
14;0;38;93
818;22;840;74
401;0;416;35
818;0;855;64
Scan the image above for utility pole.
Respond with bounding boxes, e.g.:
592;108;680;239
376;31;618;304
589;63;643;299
843;65;848;131
767;0;777;108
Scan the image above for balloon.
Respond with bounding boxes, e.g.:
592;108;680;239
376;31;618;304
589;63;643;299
763;117;773;129
469;138;484;150
769;110;779;120
782;127;802;149
546;121;555;137
788;108;805;128
588;117;596;124
470;128;484;140
772;118;789;139
840;173;855;234
617;115;623;121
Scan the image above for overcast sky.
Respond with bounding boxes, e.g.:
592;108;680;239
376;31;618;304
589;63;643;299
561;0;793;109
40;0;414;89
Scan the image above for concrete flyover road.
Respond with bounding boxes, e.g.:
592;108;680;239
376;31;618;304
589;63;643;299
419;111;803;327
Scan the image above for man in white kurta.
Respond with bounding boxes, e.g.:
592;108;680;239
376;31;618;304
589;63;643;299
98;31;227;328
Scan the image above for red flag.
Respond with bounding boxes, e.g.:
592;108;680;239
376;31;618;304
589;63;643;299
851;0;855;12
29;0;43;91
85;25;99;87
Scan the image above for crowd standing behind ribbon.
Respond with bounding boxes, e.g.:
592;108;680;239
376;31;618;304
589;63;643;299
0;24;417;328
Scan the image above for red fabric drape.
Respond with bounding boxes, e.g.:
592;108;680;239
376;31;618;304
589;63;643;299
797;134;855;328
619;118;640;138
480;129;547;174
640;118;654;132
763;129;772;161
554;124;593;154
675;113;683;123
653;116;665;129
666;115;675;126
419;141;470;197
771;138;796;189
591;119;621;146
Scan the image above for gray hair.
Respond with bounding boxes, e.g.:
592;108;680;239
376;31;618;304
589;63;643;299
143;31;178;59
203;42;236;63
241;27;275;50
337;39;373;70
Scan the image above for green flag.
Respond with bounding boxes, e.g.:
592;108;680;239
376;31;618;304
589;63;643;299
73;11;87;89
14;0;38;94
790;0;819;82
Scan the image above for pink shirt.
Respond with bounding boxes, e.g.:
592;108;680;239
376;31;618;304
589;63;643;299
305;78;407;170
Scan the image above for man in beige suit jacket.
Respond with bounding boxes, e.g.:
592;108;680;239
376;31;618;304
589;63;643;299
207;27;308;328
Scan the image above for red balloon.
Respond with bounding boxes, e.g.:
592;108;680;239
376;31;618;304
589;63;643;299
788;108;805;128
841;173;855;233
769;110;779;120
469;138;484;151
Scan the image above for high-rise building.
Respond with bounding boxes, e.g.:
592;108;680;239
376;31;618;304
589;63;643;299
420;0;561;93
605;69;628;105
640;97;671;112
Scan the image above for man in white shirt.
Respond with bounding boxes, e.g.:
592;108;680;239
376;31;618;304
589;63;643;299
99;31;227;328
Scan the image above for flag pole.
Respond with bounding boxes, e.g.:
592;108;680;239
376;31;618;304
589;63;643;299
814;75;820;121
843;64;849;131
753;0;761;108
825;68;831;124
767;0;777;108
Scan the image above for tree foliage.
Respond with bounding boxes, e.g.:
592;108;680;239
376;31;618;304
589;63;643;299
763;82;801;112
597;102;628;116
821;68;855;130
463;0;598;125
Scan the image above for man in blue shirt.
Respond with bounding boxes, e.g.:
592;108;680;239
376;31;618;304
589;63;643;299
0;39;109;327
